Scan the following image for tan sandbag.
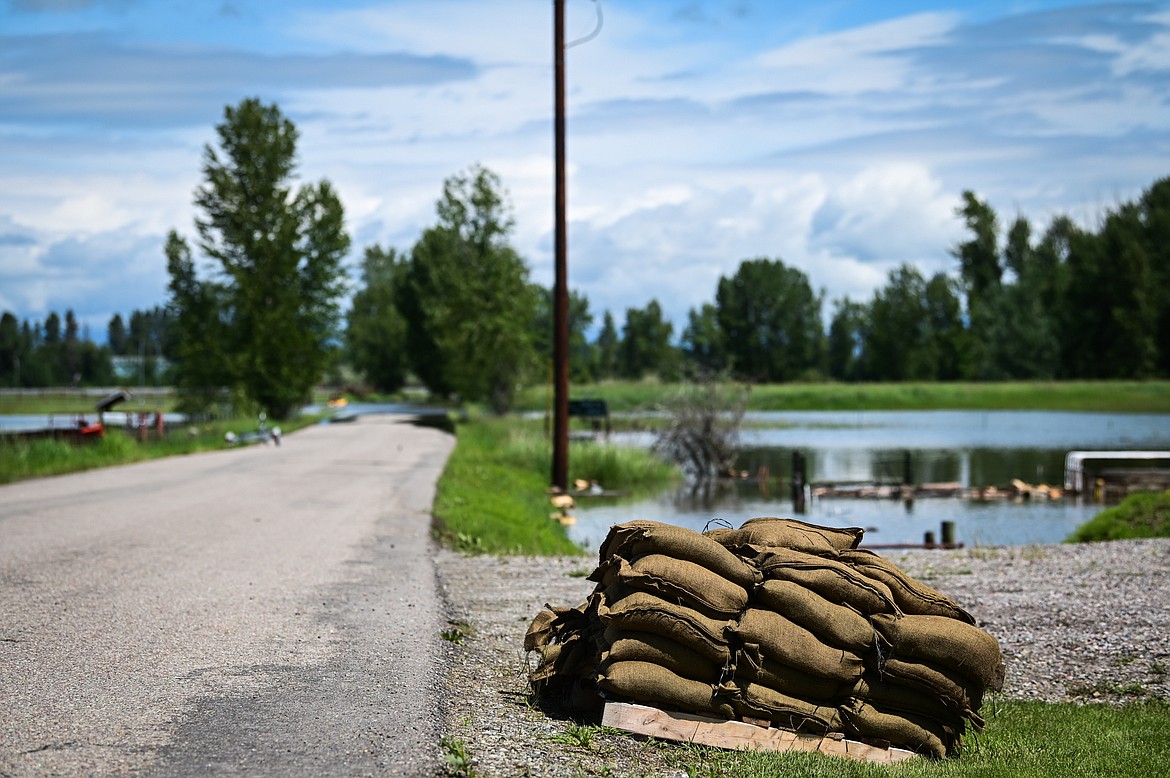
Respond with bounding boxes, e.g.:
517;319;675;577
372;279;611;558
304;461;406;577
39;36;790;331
736;644;851;702
733;608;863;683
841;549;975;624
592;554;748;618
598;659;735;720
597;589;734;665
602;625;727;684
839;698;955;759
708;517;864;555
755;578;877;652
871;656;986;714
731;681;842;734
755;547;901;615
599;520;761;589
872;613;1005;691
851;673;980;732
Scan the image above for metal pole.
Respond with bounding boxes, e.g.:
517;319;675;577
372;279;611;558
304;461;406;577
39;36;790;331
551;0;570;490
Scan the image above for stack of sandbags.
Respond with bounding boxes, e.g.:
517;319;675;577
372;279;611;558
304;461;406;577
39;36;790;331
526;517;1004;759
591;520;759;721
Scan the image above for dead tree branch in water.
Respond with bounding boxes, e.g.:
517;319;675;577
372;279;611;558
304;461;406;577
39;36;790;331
652;382;749;483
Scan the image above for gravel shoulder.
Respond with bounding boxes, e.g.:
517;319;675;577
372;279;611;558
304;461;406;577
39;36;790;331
436;538;1170;776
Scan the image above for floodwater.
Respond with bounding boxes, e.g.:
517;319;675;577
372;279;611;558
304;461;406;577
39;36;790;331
569;410;1170;550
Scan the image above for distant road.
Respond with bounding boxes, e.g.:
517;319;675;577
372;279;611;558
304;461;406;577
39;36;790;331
0;415;454;776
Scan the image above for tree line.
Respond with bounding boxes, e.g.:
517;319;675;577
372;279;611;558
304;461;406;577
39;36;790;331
3;98;1168;418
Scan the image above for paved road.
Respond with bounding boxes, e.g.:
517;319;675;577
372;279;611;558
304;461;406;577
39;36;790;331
0;415;455;776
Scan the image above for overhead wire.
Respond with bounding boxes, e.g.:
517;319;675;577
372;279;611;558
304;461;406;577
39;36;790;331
566;0;603;49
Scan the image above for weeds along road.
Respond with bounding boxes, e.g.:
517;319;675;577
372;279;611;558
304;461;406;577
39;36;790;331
0;414;455;776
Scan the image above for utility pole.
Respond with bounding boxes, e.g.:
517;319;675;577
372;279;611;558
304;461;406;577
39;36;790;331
551;0;570;490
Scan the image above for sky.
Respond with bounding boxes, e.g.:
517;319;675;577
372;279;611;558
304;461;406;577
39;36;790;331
2;0;1169;341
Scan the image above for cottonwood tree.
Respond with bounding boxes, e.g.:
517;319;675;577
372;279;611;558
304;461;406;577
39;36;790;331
400;165;537;412
166;98;350;418
716;258;824;382
618;299;678;380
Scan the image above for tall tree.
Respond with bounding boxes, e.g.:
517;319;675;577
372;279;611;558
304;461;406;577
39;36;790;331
862;265;931;381
681;303;727;378
531;286;595;383
168;98;350;418
922;272;969;381
0;312;20;386
346;245;409;392
165;231;231;407
1063;205;1157;378
618;299;677;380
107;313;128;355
827;298;866;382
953;191;1002;304
594;311;619;380
400;165;537;412
1138;178;1170;375
715;258;824;382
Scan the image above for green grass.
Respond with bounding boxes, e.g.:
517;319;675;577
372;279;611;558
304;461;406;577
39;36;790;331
516;380;1170;414
1067;490;1170;542
0;414;322;484
431;415;676;555
644;699;1170;778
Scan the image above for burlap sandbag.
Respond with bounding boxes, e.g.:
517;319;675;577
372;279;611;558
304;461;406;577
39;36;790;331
597;588;733;665
525;602;589;651
591;554;748;618
755;578;877;652
841;549;975;624
839;698;955;759
599;520;760;589
851;673;980;732
754;547;901;615
871;656;986;714
731;681;842;734
707;517;864;556
736;644;851;702
872;613;1005;691
601;625;727;684
598;659;735;720
733;608;864;683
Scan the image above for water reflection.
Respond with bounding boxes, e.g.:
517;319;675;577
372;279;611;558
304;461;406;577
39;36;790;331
570;410;1170;550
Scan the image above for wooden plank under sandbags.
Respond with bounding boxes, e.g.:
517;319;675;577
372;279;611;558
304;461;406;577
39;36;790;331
600;702;920;764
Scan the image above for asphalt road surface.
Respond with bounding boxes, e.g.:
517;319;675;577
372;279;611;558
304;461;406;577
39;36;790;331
0;414;455;776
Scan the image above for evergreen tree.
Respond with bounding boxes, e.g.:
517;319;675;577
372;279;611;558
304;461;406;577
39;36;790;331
594;311;619;380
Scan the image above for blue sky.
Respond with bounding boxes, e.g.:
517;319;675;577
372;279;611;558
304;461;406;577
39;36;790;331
2;0;1168;340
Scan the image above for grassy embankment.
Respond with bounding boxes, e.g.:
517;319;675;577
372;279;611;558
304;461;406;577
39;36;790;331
432;414;675;555
516;379;1170;414
1068;490;1170;542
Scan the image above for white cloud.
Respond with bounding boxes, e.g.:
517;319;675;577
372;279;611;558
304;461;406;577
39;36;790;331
753;13;959;95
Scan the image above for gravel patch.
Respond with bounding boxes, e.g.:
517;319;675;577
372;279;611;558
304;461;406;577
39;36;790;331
436;538;1170;776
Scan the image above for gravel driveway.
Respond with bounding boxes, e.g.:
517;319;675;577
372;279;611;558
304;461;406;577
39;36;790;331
437;537;1170;776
